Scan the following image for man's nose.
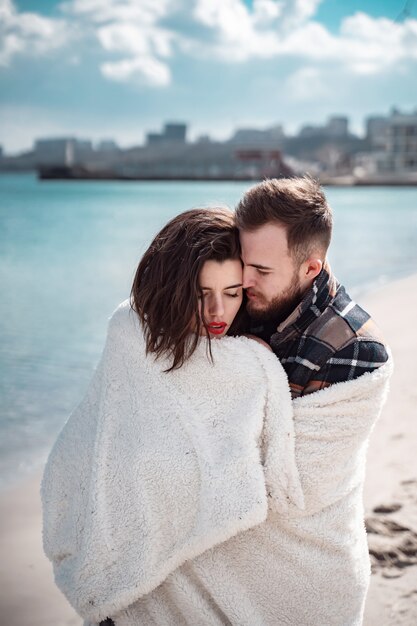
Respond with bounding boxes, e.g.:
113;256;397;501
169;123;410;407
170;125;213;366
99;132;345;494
242;266;254;289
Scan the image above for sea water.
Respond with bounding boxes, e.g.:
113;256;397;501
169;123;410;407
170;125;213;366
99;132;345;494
1;172;416;487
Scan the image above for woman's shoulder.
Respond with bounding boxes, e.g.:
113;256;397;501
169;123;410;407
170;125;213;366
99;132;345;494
109;298;132;320
243;334;272;350
219;334;271;356
106;299;143;345
181;335;289;403
108;299;137;326
211;334;286;375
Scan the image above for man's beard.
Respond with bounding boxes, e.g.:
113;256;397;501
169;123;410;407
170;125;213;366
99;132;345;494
246;277;303;325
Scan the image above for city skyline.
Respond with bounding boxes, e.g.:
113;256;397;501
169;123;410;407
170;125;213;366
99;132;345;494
1;108;406;156
1;0;417;152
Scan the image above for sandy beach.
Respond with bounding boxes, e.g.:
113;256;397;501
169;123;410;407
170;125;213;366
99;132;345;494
362;274;417;625
1;273;416;626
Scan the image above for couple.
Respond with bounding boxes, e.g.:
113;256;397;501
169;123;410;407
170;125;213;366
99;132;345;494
42;177;391;626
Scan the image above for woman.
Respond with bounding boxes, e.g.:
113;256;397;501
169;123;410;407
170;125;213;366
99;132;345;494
96;208;249;625
42;206;302;624
42;208;391;626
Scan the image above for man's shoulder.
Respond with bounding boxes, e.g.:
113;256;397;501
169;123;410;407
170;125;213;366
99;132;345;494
292;285;389;396
306;283;387;357
266;278;389;398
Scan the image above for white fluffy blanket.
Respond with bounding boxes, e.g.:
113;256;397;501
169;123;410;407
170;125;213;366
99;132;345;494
41;300;392;625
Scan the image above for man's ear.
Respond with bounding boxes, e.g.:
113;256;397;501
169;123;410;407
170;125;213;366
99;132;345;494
300;258;323;285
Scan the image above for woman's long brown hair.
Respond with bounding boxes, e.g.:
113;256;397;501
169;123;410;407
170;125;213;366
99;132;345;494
131;207;245;371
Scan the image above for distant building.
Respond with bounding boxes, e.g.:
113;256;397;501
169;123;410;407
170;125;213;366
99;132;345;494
269;125;285;139
146;123;187;146
387;109;417;171
146;133;165;146
99;140;293;180
353;151;390;177
325;116;349;138
96;140;119;153
231;129;267;144
34;138;75;166
366;116;389;148
230;124;285;146
196;135;211;144
234;148;291;178
298;117;349;139
34;137;93;166
354;109;417;176
298;125;323;139
74;140;94;162
164;123;187;143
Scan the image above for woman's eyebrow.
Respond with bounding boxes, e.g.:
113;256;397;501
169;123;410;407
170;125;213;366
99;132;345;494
200;283;243;290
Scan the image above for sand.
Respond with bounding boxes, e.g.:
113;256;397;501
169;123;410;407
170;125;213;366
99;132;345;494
0;471;82;626
362;274;417;626
0;273;416;626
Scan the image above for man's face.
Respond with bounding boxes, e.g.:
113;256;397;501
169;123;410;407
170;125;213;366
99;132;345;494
240;222;304;323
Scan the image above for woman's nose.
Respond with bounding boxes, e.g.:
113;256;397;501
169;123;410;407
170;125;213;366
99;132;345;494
207;295;225;318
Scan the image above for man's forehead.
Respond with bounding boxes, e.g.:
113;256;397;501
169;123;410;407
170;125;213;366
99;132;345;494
240;220;287;237
239;224;293;270
240;223;289;252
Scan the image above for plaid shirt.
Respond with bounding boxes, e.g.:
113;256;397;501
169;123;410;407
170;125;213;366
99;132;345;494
250;267;389;399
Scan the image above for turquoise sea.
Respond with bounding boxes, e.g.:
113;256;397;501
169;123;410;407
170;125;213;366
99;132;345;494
1;172;417;487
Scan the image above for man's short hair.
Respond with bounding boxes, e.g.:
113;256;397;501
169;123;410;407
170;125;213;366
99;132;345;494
235;176;333;265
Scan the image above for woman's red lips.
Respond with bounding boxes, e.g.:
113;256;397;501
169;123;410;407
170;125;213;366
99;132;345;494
207;322;227;335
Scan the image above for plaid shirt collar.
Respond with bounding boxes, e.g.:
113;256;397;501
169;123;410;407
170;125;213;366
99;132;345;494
275;264;338;336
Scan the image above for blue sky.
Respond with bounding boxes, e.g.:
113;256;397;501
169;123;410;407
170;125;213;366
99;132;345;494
1;0;417;153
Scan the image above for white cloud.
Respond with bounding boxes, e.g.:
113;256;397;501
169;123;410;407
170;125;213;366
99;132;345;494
252;0;282;25
61;0;172;24
339;12;417;74
272;0;323;31
62;0;176;85
101;56;171;86
0;0;70;66
189;2;417;77
189;0;325;61
189;0;280;61
2;0;417;88
285;66;329;101
0;0;176;85
0;32;24;66
97;22;173;59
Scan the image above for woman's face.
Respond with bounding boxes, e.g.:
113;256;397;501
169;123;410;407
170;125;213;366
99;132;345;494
198;259;243;337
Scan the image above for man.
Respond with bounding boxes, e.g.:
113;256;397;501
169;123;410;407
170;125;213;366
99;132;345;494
234;176;392;625
235;176;388;398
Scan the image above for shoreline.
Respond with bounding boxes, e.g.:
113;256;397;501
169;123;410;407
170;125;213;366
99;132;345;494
2;169;417;187
1;273;416;625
